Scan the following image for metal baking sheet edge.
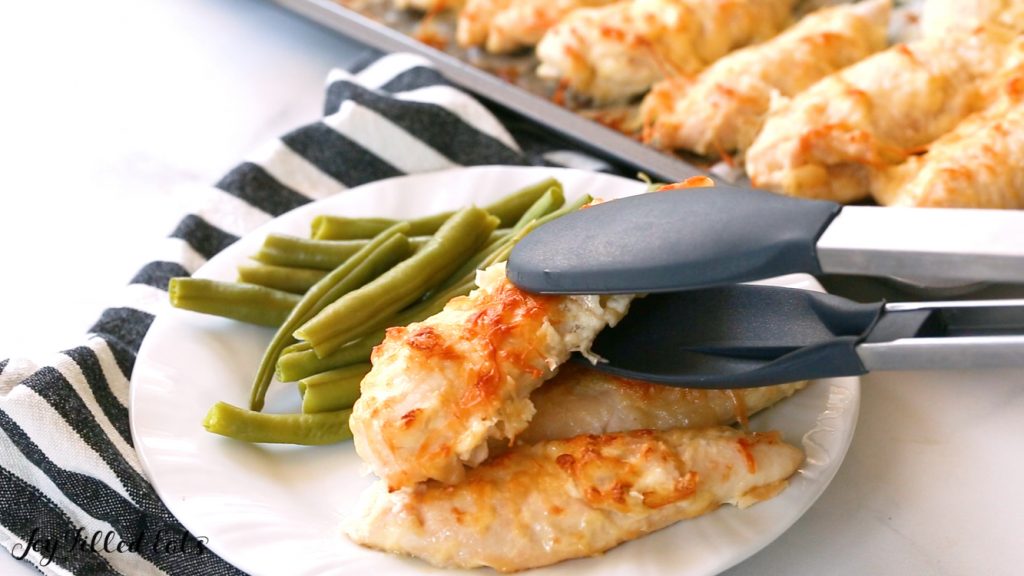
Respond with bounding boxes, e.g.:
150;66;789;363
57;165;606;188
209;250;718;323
272;0;706;182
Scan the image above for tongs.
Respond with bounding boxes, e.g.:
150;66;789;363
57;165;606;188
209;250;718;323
581;286;1024;387
505;185;1024;387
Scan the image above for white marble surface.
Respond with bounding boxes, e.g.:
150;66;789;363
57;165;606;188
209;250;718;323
2;1;1023;575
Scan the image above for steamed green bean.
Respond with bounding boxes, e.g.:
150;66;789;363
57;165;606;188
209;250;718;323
169;278;300;327
294;207;498;357
309;178;560;240
276;333;380;382
248;225;412;411
255;235;366;270
512;186;565;230
275;194;588;381
254;232;507;271
237;262;327;295
203;401;352;445
299;363;370;414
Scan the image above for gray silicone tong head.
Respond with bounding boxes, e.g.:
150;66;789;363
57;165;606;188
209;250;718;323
583;285;1024;388
506;185;1024;293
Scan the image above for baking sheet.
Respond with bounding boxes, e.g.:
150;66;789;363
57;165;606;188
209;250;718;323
275;0;710;181
274;0;927;182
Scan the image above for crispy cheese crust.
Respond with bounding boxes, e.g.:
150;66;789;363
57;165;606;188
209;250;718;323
348;427;803;572
535;0;794;104
641;0;889;156
394;0;463;11
744;25;1016;202
349;262;632;490
921;0;1024;37
457;0;617;54
872;59;1024;208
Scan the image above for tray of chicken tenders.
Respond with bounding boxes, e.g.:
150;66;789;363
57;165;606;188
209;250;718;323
276;0;1024;208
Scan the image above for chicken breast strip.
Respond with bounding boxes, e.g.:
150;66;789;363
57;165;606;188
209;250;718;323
535;0;794;104
872;57;1024;208
347;426;804;572
457;0;617;54
518;362;807;443
641;0;889;157
744;25;1016;202
349;262;633;490
394;0;463;12
921;0;1024;37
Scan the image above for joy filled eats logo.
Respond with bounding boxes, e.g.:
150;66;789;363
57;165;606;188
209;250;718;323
11;527;209;567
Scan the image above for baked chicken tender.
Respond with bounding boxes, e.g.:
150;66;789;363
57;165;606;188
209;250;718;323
457;0;617;54
744;25;1016;202
921;0;1024;36
872;61;1024;208
394;0;463;11
519;362;807;443
641;0;889;156
349;262;632;490
535;0;794;104
347;427;804;572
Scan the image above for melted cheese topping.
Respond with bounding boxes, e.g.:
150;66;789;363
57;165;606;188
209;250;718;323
347;427;804;572
350;262;632;490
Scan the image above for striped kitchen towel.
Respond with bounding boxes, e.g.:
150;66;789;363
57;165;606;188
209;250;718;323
0;51;626;575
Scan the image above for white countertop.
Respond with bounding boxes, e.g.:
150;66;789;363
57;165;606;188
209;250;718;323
2;1;1022;575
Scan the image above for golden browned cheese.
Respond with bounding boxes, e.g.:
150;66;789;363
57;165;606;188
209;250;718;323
347;427;804;572
744;25;1016;203
872;59;1024;208
349;262;632;490
921;0;1024;37
518;362;807;443
535;0;795;104
394;0;463;11
457;0;618;54
641;0;889;156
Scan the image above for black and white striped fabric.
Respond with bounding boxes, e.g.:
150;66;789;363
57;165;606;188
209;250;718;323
0;52;624;575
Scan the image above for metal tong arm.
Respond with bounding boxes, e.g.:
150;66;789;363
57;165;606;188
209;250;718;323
859;299;1024;372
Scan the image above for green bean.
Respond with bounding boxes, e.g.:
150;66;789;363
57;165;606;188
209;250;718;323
282;340;312;356
309;178;560;240
254;234;434;271
249;225;412;411
404;213;459;237
276;227;530;383
255;235;365;269
535;193;593;226
512;186;565;230
294;207;498;357
237;262;327;295
309;217;396;241
427;187;567;300
276;197;588;380
277;333;380;382
168;278;300;327
203;402;352;445
485;177;563;226
254;232;509;271
299;363;371;413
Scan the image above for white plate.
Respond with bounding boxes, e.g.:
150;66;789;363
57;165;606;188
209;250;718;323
130;166;860;576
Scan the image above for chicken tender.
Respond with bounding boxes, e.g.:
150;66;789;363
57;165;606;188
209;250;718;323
347;427;804;572
457;0;617;54
872;61;1024;208
535;0;794;104
519;362;807;443
394;0;463;11
744;25;1015;202
641;0;889;156
921;0;1024;36
349;262;632;490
